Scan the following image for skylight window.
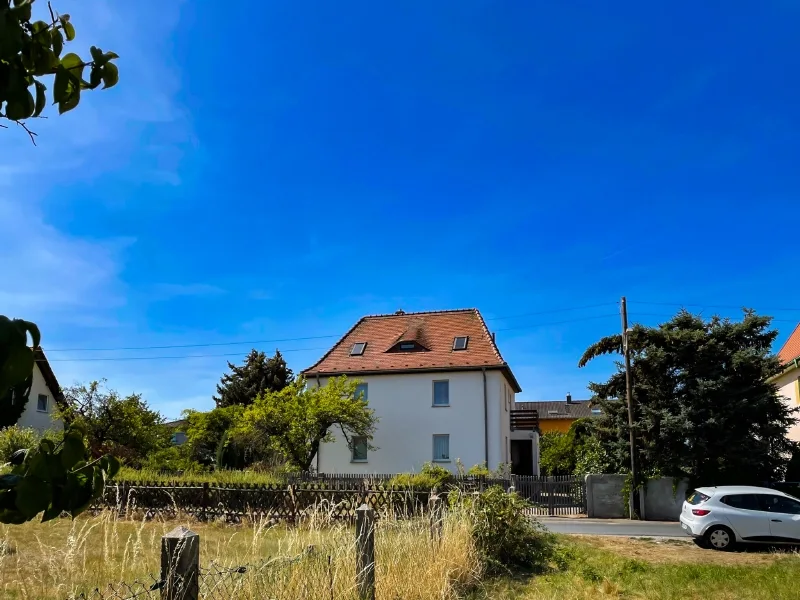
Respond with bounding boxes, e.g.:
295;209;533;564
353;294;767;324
453;336;468;351
350;342;367;356
400;342;415;350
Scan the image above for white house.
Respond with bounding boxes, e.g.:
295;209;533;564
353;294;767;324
302;308;523;474
16;349;64;432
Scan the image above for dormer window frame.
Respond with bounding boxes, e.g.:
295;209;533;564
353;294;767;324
453;336;469;351
350;342;367;356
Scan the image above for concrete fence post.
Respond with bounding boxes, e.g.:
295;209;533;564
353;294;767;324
161;526;199;600
355;504;376;600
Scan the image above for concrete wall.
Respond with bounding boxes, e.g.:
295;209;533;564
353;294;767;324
312;370;508;473
585;474;626;518
775;369;800;442
644;478;689;521
17;362;62;432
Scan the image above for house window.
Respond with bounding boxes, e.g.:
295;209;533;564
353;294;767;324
399;342;415;350
433;434;450;462
433;380;449;406
37;394;48;412
350;342;367;356
453;336;468;351
351;437;368;462
355;383;368;401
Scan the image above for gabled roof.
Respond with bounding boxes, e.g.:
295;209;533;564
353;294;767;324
34;348;67;412
303;308;521;392
777;323;800;365
512;400;598;420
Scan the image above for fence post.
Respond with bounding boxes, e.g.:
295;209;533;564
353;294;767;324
355;504;375;600
161;526;199;600
547;480;555;515
201;482;209;521
428;492;443;541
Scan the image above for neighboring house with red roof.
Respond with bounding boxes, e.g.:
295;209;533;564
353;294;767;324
774;324;800;442
18;349;64;432
302;309;522;474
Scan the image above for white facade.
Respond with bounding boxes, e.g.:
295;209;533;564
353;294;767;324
509;429;541;476
16;362;62;432
774;368;800;442
310;370;515;474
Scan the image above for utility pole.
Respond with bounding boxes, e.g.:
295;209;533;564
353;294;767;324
621;296;637;519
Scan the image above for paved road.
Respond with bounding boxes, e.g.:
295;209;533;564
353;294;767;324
538;518;689;538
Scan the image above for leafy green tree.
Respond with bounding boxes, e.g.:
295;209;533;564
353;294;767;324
60;380;170;467
183;405;245;465
1;0;119;142
232;376;377;472
538;432;575;476
0;317;118;524
214;349;294;408
579;310;797;487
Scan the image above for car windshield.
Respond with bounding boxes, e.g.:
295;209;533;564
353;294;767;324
687;490;711;505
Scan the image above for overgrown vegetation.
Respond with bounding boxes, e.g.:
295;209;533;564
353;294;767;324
458;486;555;575
539;418;610;477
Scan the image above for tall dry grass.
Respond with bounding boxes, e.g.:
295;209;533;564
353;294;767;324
0;507;480;600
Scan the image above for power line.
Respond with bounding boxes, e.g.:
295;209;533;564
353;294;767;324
36;346;330;363
483;302;616;321
45;302;619;352
45;334;339;353
494;314;620;332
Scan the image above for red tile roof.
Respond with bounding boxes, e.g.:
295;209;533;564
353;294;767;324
778;323;800;365
303;309;521;391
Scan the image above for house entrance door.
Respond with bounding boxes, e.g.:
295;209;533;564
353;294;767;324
510;439;533;476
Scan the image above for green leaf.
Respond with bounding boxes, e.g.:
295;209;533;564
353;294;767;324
90;46;102;62
0;474;21;489
41;503;62;522
27;452;50;482
62;20;76;42
89;66;102;89
39;438;55;454
51;29;63;58
60;432;86;469
58;87;80;114
53;66;69;103
10;2;32;22
60;52;83;74
14;478;51;519
101;62;119;89
0;345;34;390
102;455;120;480
31;20;51;48
103;51;120;61
22;320;41;349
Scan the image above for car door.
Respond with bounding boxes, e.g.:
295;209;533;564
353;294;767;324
719;494;772;539
760;495;800;541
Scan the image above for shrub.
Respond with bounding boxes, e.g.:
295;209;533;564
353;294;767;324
389;462;454;489
140;445;204;474
459;485;555;574
467;462;491;477
0;425;62;464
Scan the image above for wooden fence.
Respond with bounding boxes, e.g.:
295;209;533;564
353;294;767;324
92;474;585;520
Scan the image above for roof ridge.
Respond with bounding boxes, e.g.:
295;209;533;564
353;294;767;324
361;308;477;319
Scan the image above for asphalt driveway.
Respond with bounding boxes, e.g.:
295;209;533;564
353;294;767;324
538;517;688;538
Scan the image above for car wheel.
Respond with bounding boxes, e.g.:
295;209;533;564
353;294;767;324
704;526;735;551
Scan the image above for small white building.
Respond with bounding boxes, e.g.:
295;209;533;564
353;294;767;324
302;309;522;474
16;349;64;432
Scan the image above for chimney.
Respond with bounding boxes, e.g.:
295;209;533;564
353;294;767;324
566;393;573;404
491;332;496;342
395;309;405;315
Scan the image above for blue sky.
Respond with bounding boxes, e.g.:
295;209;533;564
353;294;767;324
3;1;800;418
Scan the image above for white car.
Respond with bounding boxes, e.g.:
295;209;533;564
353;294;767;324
679;485;800;550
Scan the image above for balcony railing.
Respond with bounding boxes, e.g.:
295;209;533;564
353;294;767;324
510;409;539;431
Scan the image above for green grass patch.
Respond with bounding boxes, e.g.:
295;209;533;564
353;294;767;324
114;466;285;485
470;536;800;600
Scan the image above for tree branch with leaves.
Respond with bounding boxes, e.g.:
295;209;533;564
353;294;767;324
1;0;119;143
